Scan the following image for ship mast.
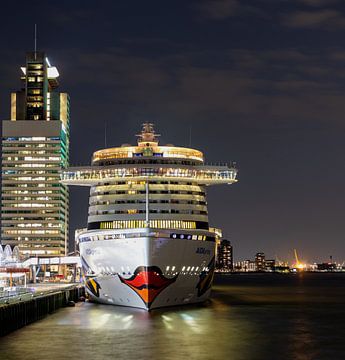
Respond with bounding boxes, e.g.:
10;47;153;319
145;181;149;227
136;122;160;146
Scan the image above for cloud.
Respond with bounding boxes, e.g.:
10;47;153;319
298;0;340;6
282;9;345;28
329;50;345;61
58;45;345;128
197;0;239;20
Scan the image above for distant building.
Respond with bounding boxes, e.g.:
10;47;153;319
255;252;265;272
275;265;290;273
265;259;276;272
317;263;337;272
216;239;233;272
234;259;256;272
1;51;70;257
234;253;290;272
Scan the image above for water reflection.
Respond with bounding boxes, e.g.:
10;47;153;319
1;274;345;360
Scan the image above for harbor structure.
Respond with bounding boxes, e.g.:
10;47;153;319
1;51;70;258
62;123;237;310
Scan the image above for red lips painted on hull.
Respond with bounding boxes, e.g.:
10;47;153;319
118;266;178;308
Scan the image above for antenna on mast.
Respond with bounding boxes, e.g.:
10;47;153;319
104;120;107;148
34;24;37;60
189;124;192;147
136;123;160;145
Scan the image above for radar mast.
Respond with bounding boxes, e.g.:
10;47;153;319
136;123;160;147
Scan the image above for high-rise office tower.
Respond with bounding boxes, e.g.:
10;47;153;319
1;51;70;258
216;239;233;271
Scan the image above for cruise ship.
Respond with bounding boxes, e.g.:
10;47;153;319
61;123;237;310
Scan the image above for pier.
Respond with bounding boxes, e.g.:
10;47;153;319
0;284;84;336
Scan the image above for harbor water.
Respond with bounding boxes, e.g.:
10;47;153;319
1;273;345;360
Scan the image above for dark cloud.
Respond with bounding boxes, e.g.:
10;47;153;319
57;45;345;129
197;0;239;20
329;50;345;61
282;9;345;28
298;0;340;6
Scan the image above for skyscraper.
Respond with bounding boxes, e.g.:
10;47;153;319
1;51;70;258
216;239;233;272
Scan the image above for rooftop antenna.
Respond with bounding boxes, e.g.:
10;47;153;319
189;124;192;147
104;120;107;148
34;24;37;60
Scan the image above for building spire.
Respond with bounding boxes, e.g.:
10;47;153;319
34;24;37;60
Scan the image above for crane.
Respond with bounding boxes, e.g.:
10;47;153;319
293;249;306;271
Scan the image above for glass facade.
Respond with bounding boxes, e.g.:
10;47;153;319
1;51;70;258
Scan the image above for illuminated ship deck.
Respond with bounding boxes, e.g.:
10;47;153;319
61;123;237;188
61;163;237;186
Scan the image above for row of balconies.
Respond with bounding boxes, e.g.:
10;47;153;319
88;208;208;216
89;199;207;206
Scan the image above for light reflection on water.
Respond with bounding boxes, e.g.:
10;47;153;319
1;274;345;360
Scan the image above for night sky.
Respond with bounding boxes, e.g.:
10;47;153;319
1;0;345;263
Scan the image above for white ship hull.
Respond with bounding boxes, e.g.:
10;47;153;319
80;231;216;310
